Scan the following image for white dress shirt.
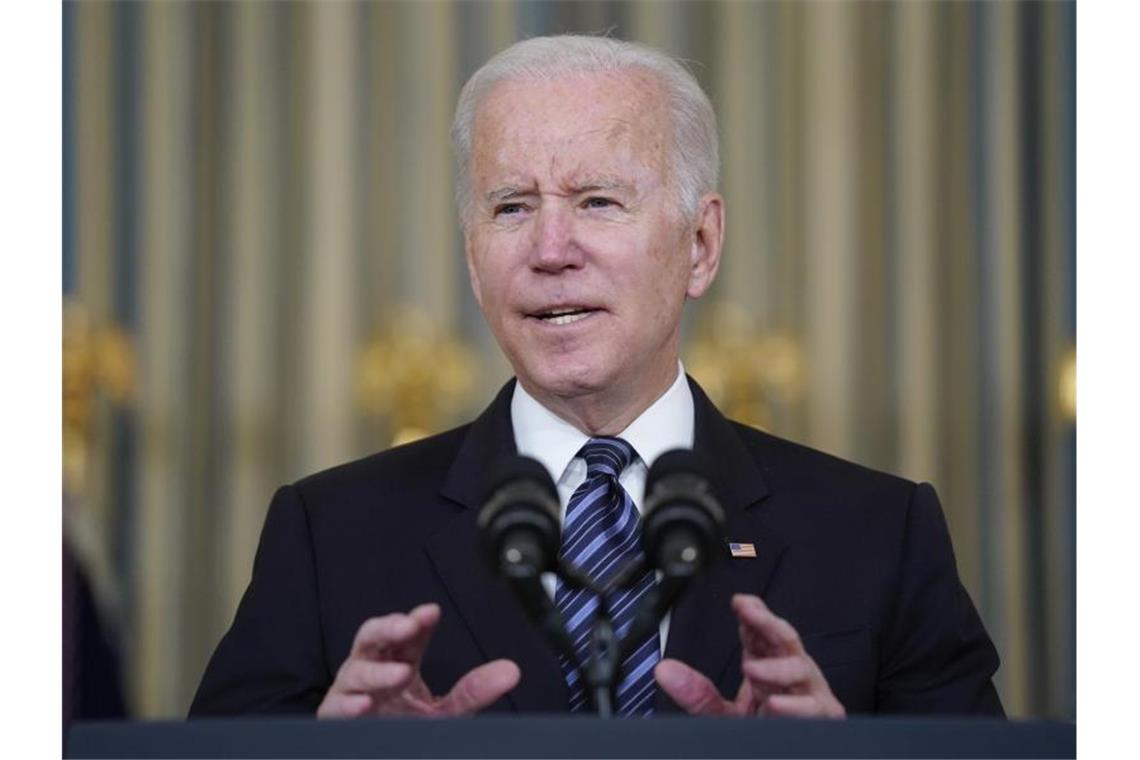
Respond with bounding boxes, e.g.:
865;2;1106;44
510;362;695;650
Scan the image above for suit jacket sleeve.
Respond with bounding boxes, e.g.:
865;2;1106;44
189;485;331;716
875;482;1003;714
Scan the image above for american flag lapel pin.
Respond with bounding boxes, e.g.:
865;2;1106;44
728;542;757;558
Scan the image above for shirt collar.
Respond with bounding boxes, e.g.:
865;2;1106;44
511;363;694;483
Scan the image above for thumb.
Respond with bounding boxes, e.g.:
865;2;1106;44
438;659;521;715
654;658;735;716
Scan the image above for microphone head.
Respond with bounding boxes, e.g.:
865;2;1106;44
642;449;726;574
478;455;561;576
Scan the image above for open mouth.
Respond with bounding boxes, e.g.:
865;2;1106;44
531;306;597;326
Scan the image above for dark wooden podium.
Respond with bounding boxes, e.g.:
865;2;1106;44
68;715;1075;758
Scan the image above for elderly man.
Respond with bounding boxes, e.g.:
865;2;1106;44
191;35;1001;719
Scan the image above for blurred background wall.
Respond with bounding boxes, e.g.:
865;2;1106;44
62;0;1075;720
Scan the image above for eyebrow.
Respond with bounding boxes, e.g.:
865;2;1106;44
484;179;635;204
574;179;634;195
485;186;536;204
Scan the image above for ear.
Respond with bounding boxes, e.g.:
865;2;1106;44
685;192;724;299
464;234;485;309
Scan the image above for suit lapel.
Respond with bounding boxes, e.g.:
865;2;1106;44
656;378;788;712
427;380;569;713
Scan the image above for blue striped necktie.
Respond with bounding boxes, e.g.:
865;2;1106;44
555;437;660;716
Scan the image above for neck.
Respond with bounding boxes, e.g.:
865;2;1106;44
522;361;679;437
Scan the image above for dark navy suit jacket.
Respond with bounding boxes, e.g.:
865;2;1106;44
190;379;1003;716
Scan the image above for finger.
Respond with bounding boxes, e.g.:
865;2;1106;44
742;655;817;691
735;655;783;714
350;614;419;658
732;594;800;652
654;658;736;717
732;594;804;657
316;692;374;719
762;693;845;719
334;659;414;694
388;603;442;666
731;672;759;714
349;604;441;662
438;659;521;715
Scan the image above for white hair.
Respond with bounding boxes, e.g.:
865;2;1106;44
451;34;719;225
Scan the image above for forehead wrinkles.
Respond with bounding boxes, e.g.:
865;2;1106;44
542;120;654;184
473;71;673;184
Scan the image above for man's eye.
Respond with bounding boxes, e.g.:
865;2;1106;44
583;197;616;209
494;203;525;217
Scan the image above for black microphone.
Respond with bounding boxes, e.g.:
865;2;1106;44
477;456;578;666
615;449;726;666
641;448;726;578
477;455;561;579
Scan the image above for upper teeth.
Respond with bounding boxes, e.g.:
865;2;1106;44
548;312;589;326
539;308;591;325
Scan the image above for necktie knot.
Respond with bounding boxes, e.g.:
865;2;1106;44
579;437;635;480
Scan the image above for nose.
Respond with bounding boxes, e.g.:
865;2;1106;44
529;201;583;273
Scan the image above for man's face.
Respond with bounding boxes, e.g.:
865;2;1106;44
464;69;719;414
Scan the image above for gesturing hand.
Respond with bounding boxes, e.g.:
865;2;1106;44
317;603;520;718
655;594;845;718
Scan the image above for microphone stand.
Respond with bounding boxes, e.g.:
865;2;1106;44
554;554;698;719
496;526;707;718
585;603;618;718
617;524;706;659
494;536;629;717
553;561;622;717
498;544;578;666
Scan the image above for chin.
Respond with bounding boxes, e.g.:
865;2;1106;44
520;358;614;401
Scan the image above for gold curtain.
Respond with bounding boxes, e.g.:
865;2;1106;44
63;0;1075;719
